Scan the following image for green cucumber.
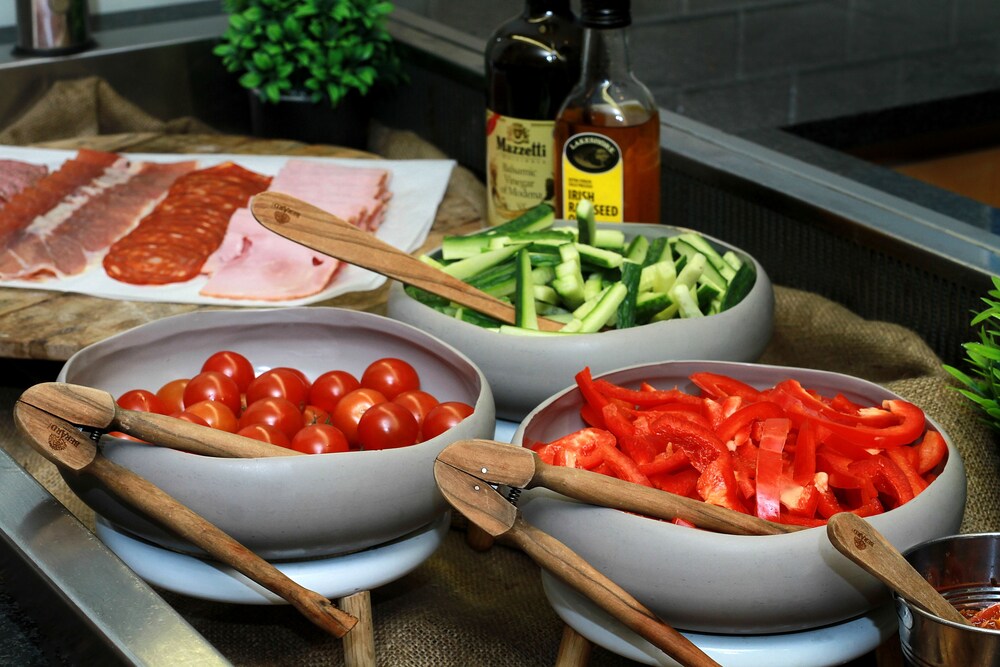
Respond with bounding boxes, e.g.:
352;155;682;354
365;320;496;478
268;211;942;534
616;259;643;329
720;261;756;312
440;244;523;281
576;198;597;245
470;202;555;238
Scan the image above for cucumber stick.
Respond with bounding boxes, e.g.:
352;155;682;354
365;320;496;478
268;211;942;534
419;203;755;333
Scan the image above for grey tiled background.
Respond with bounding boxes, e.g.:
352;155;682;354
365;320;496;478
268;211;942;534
395;0;1000;133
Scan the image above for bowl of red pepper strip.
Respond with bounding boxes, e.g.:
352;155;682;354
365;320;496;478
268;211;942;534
513;360;966;634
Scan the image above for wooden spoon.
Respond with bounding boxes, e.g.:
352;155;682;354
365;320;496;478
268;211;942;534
249;191;565;332
19;382;300;458
438;439;800;535
827;512;968;625
13;400;357;638
433;459;721;667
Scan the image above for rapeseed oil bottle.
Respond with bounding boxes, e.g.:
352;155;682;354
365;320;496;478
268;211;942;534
485;0;581;226
554;0;660;223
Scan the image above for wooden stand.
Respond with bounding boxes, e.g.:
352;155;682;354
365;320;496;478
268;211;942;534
555;625;592;667
339;590;376;667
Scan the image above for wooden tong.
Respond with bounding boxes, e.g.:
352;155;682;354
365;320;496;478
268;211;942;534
14;382;356;638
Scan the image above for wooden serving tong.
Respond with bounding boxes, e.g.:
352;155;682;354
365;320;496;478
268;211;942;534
249;191;566;332
434;439;740;667
14;382;357;638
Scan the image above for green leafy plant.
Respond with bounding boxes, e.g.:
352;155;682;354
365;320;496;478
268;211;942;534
213;0;404;107
944;275;1000;431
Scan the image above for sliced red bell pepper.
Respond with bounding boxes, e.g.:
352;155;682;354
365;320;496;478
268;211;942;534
649;411;727;472
649;468;700;498
575;367;609;428
696;451;748;513
791;419;817;485
914;430;947;474
848;453;915;509
885;446;929;497
601;404;665;465
715;400;786;443
780;478;820;517
814;473;845;519
638;448;689;476
592;379;704;408
754;417;790;522
770;379;903;429
807;399;926;449
531;427;614;470
689;372;762;402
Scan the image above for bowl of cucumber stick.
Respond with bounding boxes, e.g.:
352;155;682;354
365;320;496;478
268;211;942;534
387;201;774;421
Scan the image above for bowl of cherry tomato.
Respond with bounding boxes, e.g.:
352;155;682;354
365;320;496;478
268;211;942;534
513;360;966;635
58;307;494;560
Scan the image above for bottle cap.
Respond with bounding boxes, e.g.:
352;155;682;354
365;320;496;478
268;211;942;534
580;0;631;28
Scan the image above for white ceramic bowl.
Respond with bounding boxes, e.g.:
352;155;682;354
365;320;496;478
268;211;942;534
387;222;774;421
58;307;495;560
513;360;967;635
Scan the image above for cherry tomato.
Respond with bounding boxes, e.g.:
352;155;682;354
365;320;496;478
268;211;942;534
271;366;312;389
422;401;474;440
184;400;238;432
331;387;387;446
174;411;209;427
183;371;242;415
156;378;189;414
361;358;420;400
117;389;169;414
308;370;361;413
246;368;310;409
392;390;439;436
357;402;419;450
237;423;291;448
201;350;255;393
302;404;331;427
238;396;304;440
290;423;350;455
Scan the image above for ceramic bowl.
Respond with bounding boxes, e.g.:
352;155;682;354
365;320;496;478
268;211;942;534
513;360;967;635
58;307;495;560
387;222;774;421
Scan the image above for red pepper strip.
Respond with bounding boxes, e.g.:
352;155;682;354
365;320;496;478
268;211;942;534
689;371;762;402
755;418;790;522
715;401;786;443
850;497;885;517
592;379;704;408
596;441;653;487
812;399;926;449
885;446;929;497
770;379;900;428
579;402;604;429
779;512;826;528
701;397;724;430
816;447;869;492
575;367;608;428
849;454;915;509
815;473;845;519
638;448;689;476
914;430;947;474
602;403;662;465
779;478;820;517
791;420;817;485
817;428;881;461
642;403;714;430
649;411;727;472
532;428;614;470
672;517;698;529
696;450;748;513
731;451;757;500
720;395;743;420
649;468;700;497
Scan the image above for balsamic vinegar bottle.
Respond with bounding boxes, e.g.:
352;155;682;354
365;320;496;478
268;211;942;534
554;0;660;224
485;0;581;226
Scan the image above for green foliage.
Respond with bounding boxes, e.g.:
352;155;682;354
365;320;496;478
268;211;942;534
213;0;404;107
944;275;1000;432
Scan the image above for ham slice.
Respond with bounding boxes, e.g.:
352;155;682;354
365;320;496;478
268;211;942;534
198;208;342;301
267;159;391;231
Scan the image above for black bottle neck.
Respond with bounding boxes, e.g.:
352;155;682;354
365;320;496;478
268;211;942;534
525;0;574;18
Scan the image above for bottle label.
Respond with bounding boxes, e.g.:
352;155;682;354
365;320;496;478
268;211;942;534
486;110;555;226
560;132;624;222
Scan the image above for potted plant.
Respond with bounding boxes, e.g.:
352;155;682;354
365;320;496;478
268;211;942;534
213;0;404;148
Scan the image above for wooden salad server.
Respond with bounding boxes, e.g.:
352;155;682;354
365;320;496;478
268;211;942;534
433;457;721;667
437;438;800;536
249;191;566;332
12;399;357;638
827;512;968;625
18;382;301;458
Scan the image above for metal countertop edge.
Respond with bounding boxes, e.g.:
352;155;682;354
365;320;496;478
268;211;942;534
0;447;229;665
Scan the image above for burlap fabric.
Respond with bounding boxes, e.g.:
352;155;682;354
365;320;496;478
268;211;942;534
1;79;998;666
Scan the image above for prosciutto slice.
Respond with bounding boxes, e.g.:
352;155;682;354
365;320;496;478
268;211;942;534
0;159;48;209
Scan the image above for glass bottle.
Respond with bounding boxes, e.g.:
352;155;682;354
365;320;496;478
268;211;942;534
485;0;581;226
554;0;660;223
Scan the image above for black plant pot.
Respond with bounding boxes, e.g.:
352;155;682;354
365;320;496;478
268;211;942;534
248;90;371;150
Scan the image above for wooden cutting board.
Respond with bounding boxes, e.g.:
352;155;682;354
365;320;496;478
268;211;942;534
0;132;483;362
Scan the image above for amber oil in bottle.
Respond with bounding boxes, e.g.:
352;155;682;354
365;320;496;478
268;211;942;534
554;0;660;223
485;0;581;226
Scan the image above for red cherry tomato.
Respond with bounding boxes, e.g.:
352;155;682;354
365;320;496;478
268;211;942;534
184;400;238;433
238;396;304;440
331;387;387;446
422;401;474;440
201;350;256;393
117;389;169;414
156;378;189;413
237;423;291;448
357;402;420;450
183;371;242;415
246;368;310;409
271;366;312;389
361;358;420;400
290;423;350;454
174;410;209;427
308;370;361;413
302;404;331;427
392;390;439;435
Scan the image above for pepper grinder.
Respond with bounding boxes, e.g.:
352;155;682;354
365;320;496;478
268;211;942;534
15;0;95;56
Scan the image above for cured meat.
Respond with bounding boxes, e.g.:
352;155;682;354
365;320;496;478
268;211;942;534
267;159;391;231
0;159;48;208
0;149;120;249
198;208;342;301
103;162;271;285
0;160;197;280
